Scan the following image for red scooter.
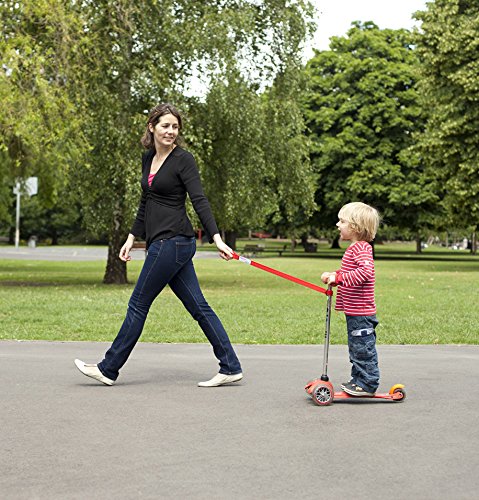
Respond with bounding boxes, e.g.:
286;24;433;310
231;252;406;406
304;285;406;406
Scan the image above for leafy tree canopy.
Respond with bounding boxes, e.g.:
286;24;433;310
0;0;89;226
303;21;437;240
414;0;479;230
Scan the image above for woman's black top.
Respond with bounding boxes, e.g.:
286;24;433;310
130;146;219;248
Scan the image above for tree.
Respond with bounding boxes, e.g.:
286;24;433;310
261;62;317;244
303;22;437;250
0;0;88;230
189;69;316;250
2;0;316;277
414;0;479;253
75;0;316;281
192;74;274;249
188;2;316;249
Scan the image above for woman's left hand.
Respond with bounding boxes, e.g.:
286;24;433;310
213;234;234;261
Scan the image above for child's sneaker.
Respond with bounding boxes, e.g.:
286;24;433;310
342;381;375;397
341;380;354;391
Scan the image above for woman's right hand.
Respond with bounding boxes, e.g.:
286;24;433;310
213;233;234;261
119;235;135;262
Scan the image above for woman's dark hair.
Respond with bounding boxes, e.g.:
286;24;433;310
140;103;183;150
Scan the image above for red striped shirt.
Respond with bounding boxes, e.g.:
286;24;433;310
335;241;376;316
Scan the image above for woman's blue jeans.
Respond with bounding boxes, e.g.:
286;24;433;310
345;315;380;393
98;236;242;380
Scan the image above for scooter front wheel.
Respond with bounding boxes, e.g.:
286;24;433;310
311;382;334;406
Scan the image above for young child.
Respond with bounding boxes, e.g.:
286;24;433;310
321;202;381;397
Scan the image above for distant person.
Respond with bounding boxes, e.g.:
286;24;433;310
321;202;380;396
75;103;242;387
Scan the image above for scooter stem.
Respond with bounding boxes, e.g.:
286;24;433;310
321;285;333;381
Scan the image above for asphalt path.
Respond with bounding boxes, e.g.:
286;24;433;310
0;245;219;261
1;341;478;499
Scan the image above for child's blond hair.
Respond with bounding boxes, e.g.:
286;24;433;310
338;202;380;242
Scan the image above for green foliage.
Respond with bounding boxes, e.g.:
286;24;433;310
188;2;316;237
0;0;89;220
1;0;315;265
195;74;274;232
190;69;316;237
414;0;479;229
70;0;316;279
261;66;317;233
304;22;437;236
19;188;86;244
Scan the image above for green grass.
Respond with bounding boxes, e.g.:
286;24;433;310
0;252;478;344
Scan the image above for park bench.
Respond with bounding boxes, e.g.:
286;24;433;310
243;244;264;257
131;240;147;255
242;244;288;257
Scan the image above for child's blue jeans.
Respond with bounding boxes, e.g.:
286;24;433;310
345;315;380;393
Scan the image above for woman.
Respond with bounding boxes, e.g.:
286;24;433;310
75;103;242;387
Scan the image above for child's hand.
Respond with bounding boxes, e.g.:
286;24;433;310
327;272;337;285
322;272;337;285
321;272;331;284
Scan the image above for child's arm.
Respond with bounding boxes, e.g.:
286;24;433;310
336;244;374;287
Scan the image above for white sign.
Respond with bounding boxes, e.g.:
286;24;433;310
25;177;38;196
13;177;38;196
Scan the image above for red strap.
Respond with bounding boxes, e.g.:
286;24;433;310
232;252;332;296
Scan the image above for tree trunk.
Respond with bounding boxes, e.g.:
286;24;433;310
300;233;308;250
330;234;341;249
103;234;128;284
415;236;422;254
51;228;58;246
471;231;477;255
103;204;128;284
224;230;237;250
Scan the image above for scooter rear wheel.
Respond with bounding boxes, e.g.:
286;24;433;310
389;384;406;402
311;382;334;406
392;387;406;402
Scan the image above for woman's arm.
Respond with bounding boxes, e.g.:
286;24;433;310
121;152;150;261
180;153;219;243
129;190;147;240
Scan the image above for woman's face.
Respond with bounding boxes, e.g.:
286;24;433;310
149;113;179;149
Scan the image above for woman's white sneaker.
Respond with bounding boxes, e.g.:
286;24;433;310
198;372;243;387
74;359;115;386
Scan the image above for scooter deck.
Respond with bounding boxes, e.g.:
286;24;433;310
333;390;403;401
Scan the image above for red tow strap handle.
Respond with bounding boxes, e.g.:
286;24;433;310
232;252;333;296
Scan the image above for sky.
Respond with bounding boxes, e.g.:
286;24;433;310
305;0;428;58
